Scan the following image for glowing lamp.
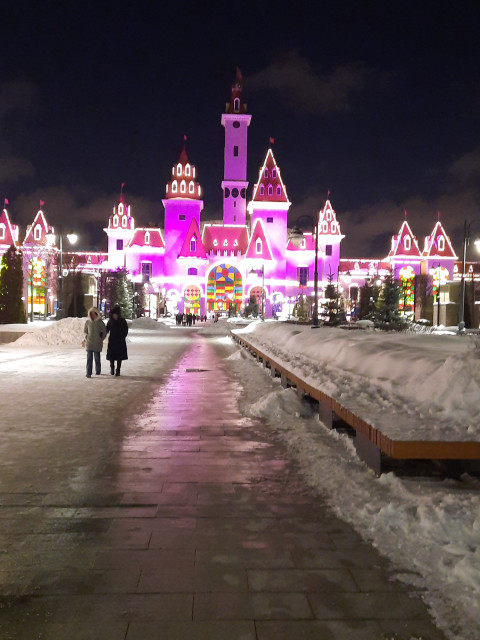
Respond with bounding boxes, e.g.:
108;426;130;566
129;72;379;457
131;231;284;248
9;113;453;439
474;238;480;252
343;270;352;284
67;233;78;245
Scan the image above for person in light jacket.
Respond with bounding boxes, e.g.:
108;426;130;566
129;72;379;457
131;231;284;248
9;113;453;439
83;307;106;378
106;305;128;376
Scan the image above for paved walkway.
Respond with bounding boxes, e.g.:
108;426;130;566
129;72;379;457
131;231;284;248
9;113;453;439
0;334;447;639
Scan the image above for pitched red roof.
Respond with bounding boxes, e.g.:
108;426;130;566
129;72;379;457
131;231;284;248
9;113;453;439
166;143;202;200
0;209;19;247
23;210;53;244
178;218;207;258
202;224;249;254
245;219;273;260
128;228;165;249
251;148;289;203
387;220;421;258
317;200;343;237
422;221;457;259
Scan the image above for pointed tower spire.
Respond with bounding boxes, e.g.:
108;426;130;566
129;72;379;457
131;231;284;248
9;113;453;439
165;138;202;200
221;68;251;225
226;66;247;114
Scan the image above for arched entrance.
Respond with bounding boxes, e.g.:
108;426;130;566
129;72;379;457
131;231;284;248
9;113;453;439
184;285;201;316
207;264;242;314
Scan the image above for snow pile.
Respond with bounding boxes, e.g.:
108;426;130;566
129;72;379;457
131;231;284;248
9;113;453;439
233;323;480;441
131;316;160;329
225;346;480;640
14;317;86;347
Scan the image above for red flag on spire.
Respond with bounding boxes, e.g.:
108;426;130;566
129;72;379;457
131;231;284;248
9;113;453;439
269;137;275;145
121;182;125;191
404;210;408;219
437;211;441;220
327;189;331;198
40;200;45;208
183;134;187;142
4;198;8;206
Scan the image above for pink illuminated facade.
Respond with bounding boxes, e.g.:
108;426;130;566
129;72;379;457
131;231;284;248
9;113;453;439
1;71;474;322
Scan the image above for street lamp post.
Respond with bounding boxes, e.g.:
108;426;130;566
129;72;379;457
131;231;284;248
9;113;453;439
56;232;78;320
288;211;320;328
459;219;480;330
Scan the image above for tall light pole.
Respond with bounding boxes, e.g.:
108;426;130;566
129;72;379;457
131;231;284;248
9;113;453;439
56;232;78;320
288;211;320;328
459;219;480;330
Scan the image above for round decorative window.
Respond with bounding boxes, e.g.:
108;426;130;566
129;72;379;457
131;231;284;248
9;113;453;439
233;121;240;128
232;188;239;198
224;188;230;198
241;188;246;198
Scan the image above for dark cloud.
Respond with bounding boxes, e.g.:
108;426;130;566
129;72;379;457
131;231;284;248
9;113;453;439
0;80;37;117
10;186;162;248
247;52;365;113
449;147;480;186
0;156;35;182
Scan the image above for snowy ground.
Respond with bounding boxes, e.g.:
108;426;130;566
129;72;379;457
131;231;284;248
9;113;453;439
232;321;480;442
223;325;480;640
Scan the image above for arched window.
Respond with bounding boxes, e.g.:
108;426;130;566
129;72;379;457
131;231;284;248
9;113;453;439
189;182;195;194
223;239;228;247
276;185;281;196
188;267;198;275
267;184;273;196
172;167;175;175
34;225;41;241
233;97;240;112
213;239;218;246
272;168;277;178
190;236;196;252
198;186;201;196
438;236;445;251
260;185;265;196
118;203;123;215
322;222;328;233
185;164;191;176
121;216;127;228
301;238;306;249
264;168;269;178
172;180;178;193
180;180;186;193
177;163;182;176
144;231;150;245
192;167;196;178
113;214;119;227
0;224;5;240
256;239;262;254
404;235;411;251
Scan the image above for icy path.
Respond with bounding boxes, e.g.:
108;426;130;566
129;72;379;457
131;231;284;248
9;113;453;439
0;328;445;639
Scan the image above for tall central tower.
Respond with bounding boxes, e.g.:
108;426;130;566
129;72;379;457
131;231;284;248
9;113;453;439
221;68;251;226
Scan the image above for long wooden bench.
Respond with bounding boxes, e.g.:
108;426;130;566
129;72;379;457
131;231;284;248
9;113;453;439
232;333;480;475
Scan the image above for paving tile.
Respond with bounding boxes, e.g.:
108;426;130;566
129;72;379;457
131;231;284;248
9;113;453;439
247;568;358;592
255;620;382;639
126;620;256;640
193;592;313;620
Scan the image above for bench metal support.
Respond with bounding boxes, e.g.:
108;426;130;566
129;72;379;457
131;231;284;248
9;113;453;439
355;431;382;476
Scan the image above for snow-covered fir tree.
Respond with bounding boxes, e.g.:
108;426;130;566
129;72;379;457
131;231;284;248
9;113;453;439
0;245;26;324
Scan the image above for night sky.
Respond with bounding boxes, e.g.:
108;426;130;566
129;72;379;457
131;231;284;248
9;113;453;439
2;0;480;257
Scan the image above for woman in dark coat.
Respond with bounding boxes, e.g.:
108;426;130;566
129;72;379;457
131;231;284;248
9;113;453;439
106;305;128;376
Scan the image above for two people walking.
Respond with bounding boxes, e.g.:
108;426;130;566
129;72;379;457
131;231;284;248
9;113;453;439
83;305;128;378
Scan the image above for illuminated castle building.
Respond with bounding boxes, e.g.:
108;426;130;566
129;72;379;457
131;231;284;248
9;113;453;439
0;70;473;324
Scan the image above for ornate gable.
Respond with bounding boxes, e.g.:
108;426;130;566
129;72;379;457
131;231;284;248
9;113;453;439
178;218;207;258
245;219;273;260
251;148;289;204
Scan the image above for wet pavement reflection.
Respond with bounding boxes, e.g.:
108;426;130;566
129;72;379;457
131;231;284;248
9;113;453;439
0;333;447;639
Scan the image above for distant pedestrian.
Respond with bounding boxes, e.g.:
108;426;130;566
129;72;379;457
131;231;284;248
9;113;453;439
83;307;106;378
106;305;129;376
